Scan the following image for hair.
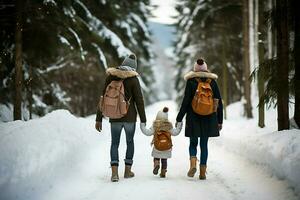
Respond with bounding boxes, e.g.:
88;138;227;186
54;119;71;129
163;107;169;113
197;58;204;65
129;54;136;60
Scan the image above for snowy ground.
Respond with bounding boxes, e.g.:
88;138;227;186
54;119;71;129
0;101;299;200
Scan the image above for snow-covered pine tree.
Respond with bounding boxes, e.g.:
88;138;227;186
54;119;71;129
0;0;154;119
174;0;244;107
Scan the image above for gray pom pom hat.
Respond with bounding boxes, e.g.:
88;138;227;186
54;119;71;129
119;54;137;71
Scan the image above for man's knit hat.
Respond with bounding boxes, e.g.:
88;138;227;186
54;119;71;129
156;107;169;121
194;58;208;72
120;54;137;70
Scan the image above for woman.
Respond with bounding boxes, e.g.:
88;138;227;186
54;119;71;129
176;58;223;180
95;54;146;182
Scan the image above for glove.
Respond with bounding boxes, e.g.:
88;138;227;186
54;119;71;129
175;121;182;128
95;121;102;132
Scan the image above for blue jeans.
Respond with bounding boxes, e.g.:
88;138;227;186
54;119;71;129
189;137;209;165
110;122;136;166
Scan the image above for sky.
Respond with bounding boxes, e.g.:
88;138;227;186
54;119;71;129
149;0;178;24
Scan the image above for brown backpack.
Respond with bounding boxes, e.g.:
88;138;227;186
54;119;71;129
191;78;214;115
153;130;172;151
100;80;130;119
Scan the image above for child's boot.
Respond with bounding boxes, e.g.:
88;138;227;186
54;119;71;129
111;166;119;182
153;159;160;175
187;156;197;177
160;168;167;178
124;165;135;178
199;164;207;180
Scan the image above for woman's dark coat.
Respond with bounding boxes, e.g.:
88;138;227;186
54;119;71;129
176;71;223;138
96;67;146;123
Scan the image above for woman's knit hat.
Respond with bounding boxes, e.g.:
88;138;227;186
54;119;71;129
120;54;137;71
193;58;208;72
156;107;169;121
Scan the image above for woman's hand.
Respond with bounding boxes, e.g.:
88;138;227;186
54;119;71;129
95;121;102;132
218;124;222;131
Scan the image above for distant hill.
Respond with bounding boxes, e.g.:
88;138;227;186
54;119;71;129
148;21;176;49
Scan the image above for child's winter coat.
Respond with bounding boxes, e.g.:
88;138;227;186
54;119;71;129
140;107;182;159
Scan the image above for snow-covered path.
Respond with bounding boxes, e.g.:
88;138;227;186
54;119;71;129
1;101;299;200
34;101;298;200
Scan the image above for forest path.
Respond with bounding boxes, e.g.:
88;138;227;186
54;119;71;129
43;101;298;200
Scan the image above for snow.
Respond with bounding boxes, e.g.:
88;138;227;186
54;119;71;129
58;34;73;50
75;0;132;57
91;43;107;69
0;100;299;200
68;27;85;61
43;0;57;6
149;0;178;24
0;104;13;122
130;13;150;38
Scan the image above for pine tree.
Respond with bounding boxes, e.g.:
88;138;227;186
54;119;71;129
13;0;23;120
1;0;155;118
293;0;300;127
258;0;266;127
174;0;244;108
276;0;289;130
243;0;253;118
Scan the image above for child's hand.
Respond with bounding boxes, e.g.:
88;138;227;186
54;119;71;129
176;122;183;130
140;123;153;136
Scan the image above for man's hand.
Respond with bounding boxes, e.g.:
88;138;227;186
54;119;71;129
95;121;102;132
218;124;222;131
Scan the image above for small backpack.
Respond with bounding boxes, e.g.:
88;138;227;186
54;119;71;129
191;78;214;115
100;80;130;119
153;130;172;151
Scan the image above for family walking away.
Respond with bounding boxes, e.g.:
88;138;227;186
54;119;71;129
95;54;223;182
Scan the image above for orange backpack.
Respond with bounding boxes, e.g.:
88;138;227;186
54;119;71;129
100;80;130;119
191;78;214;115
153;130;172;151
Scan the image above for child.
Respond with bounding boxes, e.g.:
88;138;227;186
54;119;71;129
140;107;183;178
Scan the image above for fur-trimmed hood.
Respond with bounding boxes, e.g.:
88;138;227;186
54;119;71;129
153;120;173;132
106;67;139;79
184;71;218;81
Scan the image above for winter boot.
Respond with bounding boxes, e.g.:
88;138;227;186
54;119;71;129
124;165;135;178
199;165;207;180
160;168;167;178
187;156;197;177
153;159;160;175
111;166;119;182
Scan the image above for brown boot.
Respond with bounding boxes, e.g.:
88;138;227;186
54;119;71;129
153;159;160;175
187;156;197;177
199;165;207;180
124;165;135;178
111;166;119;182
160;168;167;178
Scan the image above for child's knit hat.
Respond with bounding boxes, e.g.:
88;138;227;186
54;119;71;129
156;107;169;121
194;58;208;72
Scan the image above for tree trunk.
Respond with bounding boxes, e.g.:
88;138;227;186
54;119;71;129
267;0;273;59
276;0;289;130
222;35;228;120
28;64;33;119
293;0;300;127
258;0;265;128
243;0;253;118
14;0;23;120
